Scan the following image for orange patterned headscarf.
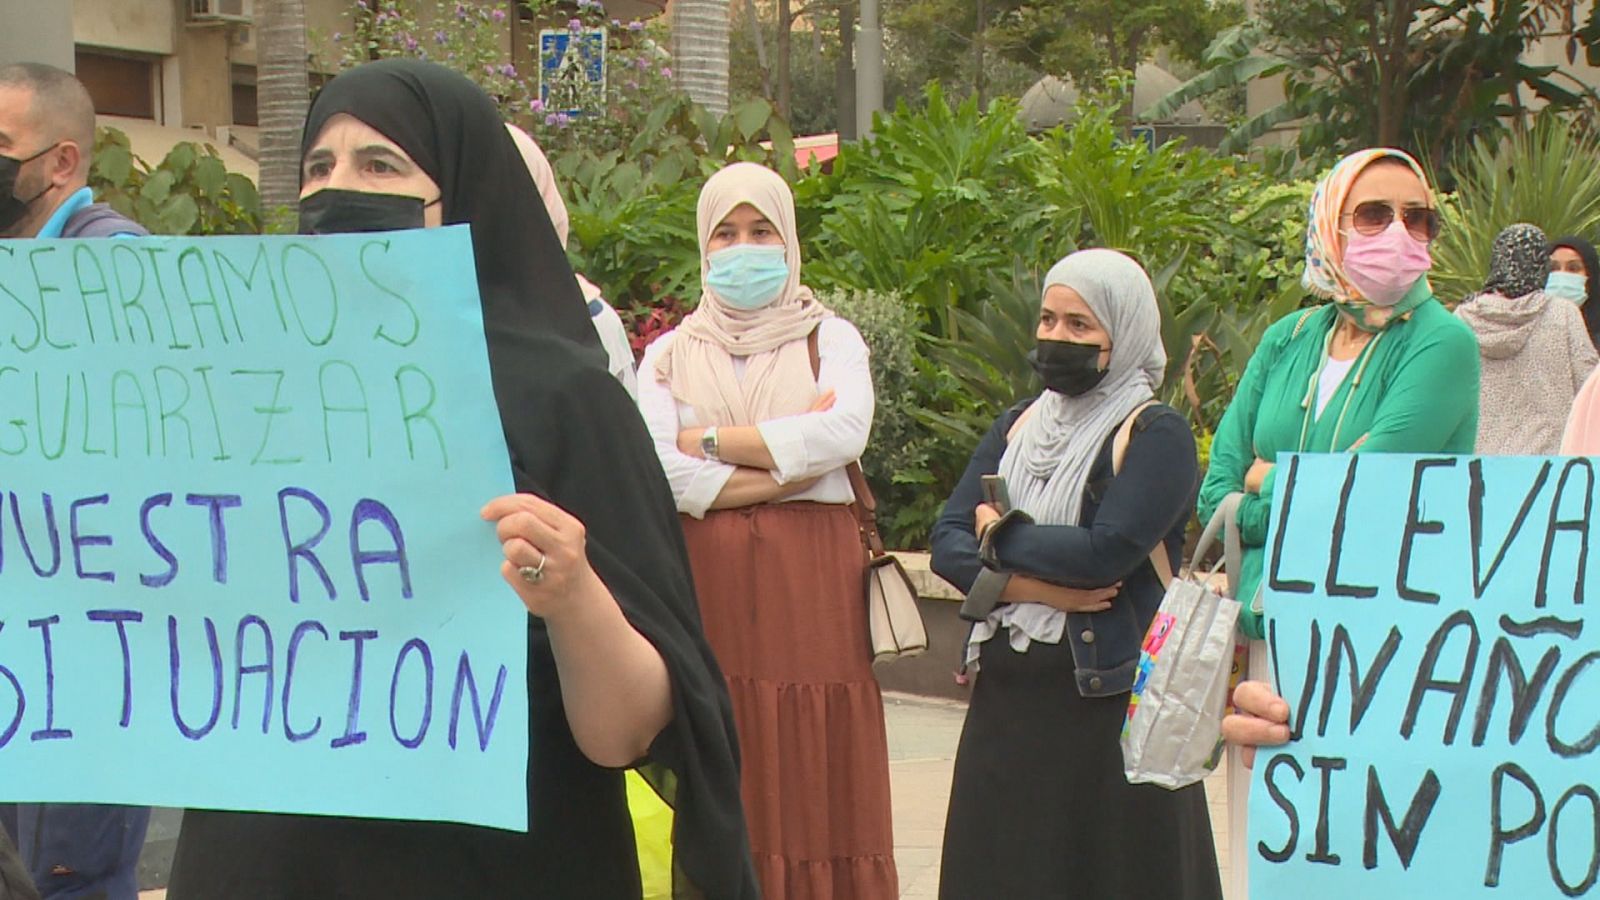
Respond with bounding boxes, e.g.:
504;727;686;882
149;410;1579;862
1302;148;1437;328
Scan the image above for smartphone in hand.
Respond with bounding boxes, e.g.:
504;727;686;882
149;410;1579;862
980;475;1011;514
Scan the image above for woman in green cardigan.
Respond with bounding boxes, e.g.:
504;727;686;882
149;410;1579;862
1200;147;1480;900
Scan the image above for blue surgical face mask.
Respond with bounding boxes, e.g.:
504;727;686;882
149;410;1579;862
705;244;789;310
1547;270;1589;305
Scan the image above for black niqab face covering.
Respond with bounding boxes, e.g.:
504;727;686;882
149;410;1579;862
299;59;600;355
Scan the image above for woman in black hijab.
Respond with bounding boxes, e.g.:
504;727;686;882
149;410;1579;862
1551;236;1600;348
167;60;757;900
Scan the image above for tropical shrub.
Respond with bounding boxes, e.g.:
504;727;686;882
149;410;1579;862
817;289;942;547
558;95;799;313
796;84;1056;336
917;261;1045;463
89;127;261;235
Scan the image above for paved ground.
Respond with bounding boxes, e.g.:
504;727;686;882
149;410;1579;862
140;691;1234;900
882;691;1231;899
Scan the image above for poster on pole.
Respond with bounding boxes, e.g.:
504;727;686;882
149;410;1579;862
539;27;607;117
0;227;529;830
1251;452;1600;898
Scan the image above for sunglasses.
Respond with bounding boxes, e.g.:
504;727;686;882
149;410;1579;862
1342;201;1442;242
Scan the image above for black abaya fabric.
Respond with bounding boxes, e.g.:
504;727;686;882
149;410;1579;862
167;60;757;900
1553;236;1600;349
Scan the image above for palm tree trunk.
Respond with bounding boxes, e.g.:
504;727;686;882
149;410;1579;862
673;0;731;115
256;0;310;222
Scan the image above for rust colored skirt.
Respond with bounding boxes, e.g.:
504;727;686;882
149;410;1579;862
681;502;899;900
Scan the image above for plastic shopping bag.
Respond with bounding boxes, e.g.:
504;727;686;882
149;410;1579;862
627;769;674;899
1121;493;1245;789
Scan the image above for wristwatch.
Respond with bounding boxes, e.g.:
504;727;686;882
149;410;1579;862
701;426;721;461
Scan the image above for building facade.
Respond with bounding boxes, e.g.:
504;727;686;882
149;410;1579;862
3;0;664;164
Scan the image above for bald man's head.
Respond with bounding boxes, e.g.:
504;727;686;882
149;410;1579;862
0;63;96;171
0;63;98;237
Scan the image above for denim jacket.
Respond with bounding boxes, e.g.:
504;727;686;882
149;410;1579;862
930;399;1198;697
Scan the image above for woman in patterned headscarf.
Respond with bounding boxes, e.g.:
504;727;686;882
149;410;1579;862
1456;224;1596;455
1199;147;1480;900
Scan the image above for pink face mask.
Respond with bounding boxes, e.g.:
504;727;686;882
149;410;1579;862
1341;220;1432;307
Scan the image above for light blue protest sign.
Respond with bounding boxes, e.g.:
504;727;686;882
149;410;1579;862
1251;453;1600;898
0;227;527;830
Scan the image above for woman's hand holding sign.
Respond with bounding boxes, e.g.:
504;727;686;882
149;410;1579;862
481;492;602;618
480;493;672;768
1223;680;1292;768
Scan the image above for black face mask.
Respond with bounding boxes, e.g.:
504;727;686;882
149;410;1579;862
297;188;434;235
0;143;60;235
1029;339;1110;397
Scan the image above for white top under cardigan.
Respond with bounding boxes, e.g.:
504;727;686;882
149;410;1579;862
1315;355;1356;417
637;316;876;518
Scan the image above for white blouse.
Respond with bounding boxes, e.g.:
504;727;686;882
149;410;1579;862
637;317;876;518
590;298;640;401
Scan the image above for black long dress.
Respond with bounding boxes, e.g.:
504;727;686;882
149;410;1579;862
930;402;1222;899
166;61;757;900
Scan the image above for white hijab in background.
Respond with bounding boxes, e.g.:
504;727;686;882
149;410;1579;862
507;124;638;399
971;248;1168;664
653;162;832;426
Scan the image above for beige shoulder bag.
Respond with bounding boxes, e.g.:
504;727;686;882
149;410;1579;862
808;328;928;662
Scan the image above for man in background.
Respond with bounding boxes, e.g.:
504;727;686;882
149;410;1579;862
0;61;151;900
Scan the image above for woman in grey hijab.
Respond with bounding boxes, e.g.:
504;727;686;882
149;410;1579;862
929;249;1219;898
1456;223;1596;453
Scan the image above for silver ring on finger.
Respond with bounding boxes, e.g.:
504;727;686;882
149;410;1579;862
518;553;548;585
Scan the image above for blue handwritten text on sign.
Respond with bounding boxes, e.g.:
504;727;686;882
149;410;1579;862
0;227;527;830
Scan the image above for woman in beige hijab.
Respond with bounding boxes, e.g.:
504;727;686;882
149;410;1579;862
637;162;896;899
507;124;639;399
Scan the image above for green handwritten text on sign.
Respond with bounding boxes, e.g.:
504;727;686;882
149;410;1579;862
0;227;527;830
1251;453;1600;898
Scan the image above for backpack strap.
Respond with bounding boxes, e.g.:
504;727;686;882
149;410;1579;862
1006;401;1040;442
1112;400;1177;590
1111;400;1158;476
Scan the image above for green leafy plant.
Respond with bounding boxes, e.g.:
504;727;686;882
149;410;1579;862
89;127;261;235
818;288;945;547
557;94;798;313
918;261;1046;454
798;83;1055;336
1162;175;1312;433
